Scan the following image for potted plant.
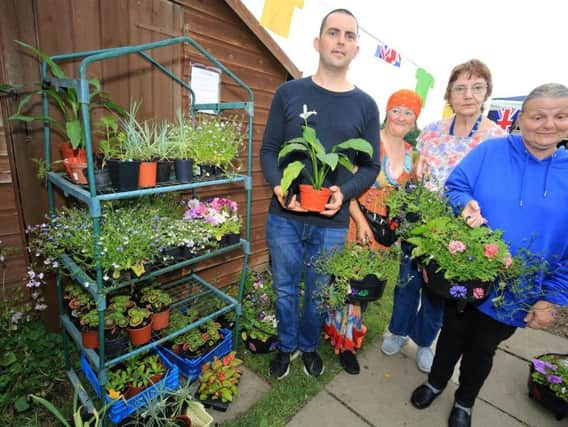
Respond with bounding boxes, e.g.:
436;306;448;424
126;306;152;346
196;351;243;412
140;285;173;331
240;270;279;353
130;119;160;188
278;104;374;211
314;243;400;312
168;109;195;183
384;179;451;241
8;41;125;183
79;309;101;349
190;113;244;176
93;114;123;188
528;353;568;420
151;120;173;183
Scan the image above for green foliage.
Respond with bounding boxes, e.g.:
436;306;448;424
198;352;243;403
0;318;65;419
140;286;173;313
240;270;278;341
278;104;373;193
8;40;125;150
127;306;151;328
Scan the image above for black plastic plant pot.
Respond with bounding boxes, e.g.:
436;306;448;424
108;159;140;191
104;329;129;359
195;394;230;412
347;274;386;303
156;160;173;183
174;159;193;183
221;233;240;246
198;164;222;178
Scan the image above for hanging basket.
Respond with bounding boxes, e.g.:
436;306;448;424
347;274;387;303
423;261;493;308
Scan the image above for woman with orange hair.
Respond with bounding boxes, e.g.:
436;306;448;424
323;89;422;374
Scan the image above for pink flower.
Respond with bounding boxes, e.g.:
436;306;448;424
484;243;499;258
448;240;466;254
472;288;485;299
503;256;513;269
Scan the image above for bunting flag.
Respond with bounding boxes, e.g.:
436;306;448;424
260;0;304;38
487;108;519;132
374;41;401;67
415;68;435;105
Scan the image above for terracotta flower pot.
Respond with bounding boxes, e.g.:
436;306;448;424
64;157;88;184
299;184;331;212
81;329;99;349
138;161;157;188
151;308;170;331
127;321;153;346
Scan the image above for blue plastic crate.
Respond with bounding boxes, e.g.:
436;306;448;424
159;328;232;381
80;348;179;424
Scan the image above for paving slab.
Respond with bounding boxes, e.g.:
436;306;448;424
500;327;568;361
286;391;371;427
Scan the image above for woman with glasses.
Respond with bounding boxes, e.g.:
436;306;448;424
411;83;568;427
381;60;506;374
323;89;422;374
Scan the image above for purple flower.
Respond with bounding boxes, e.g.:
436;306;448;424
547;375;563;384
532;358;556;374
449;285;467;298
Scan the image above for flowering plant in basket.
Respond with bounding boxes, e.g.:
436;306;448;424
531;354;568;402
313;243;400;312
183;197;241;242
407;215;513;284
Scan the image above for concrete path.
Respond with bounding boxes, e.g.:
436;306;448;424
286;327;567;427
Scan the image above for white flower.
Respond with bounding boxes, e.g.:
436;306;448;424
299;104;317;121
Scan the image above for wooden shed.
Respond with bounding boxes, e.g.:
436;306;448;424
0;0;300;327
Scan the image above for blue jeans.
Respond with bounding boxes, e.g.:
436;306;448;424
266;214;347;353
388;250;444;347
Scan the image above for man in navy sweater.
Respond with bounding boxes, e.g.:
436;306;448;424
260;8;380;379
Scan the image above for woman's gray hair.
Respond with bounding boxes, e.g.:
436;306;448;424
522;83;568;111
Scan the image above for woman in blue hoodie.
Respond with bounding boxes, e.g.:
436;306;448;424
410;83;568;427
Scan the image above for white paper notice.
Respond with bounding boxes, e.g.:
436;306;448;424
190;64;220;114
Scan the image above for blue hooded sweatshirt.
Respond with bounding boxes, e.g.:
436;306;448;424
445;134;568;327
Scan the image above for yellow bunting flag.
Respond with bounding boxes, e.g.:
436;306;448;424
260;0;304;38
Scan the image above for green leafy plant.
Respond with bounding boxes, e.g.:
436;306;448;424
314;243;401;311
30;387;107;427
127;306;152;328
197;351;243;403
531;354;568;402
8;40;125;150
168;109;195;160
94;114;124;168
278;104;373;194
140;286;172;313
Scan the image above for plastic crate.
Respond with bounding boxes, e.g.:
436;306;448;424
80;348;179;424
159;328;232;381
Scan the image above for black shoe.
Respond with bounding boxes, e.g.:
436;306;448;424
448;406;471;427
411;384;440;409
339;350;360;375
269;351;291;380
302;351;325;377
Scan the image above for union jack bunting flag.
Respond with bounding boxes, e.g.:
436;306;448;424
487;108;519;132
374;41;401;67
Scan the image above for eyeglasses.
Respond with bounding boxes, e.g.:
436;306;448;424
451;84;487;96
389;107;416;118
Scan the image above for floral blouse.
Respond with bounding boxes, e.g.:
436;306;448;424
416;119;506;191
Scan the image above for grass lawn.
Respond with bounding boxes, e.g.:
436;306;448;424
225;271;396;427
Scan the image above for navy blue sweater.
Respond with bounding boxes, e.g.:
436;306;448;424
260;77;380;227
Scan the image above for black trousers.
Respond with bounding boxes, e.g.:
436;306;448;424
428;302;516;407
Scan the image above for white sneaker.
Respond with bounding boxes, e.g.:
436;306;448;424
416;346;434;373
381;334;409;355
